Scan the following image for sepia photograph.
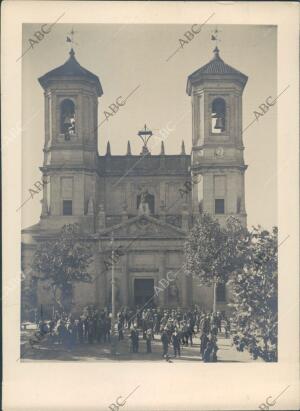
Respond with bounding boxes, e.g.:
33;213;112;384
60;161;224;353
2;2;299;410
19;21;279;364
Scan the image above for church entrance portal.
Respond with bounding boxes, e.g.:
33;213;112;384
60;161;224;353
134;278;155;307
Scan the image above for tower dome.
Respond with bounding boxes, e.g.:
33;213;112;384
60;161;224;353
38;48;103;96
186;47;248;95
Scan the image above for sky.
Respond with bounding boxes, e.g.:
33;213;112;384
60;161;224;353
21;23;277;230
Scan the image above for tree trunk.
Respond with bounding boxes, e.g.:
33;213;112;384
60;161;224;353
52;285;64;313
62;284;73;313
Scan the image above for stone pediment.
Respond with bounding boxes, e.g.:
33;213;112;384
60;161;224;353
97;215;186;239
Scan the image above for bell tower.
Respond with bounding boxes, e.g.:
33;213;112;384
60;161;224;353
38;48;103;229
187;47;248;226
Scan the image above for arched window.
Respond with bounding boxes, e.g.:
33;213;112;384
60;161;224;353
60;99;76;140
211;98;226;134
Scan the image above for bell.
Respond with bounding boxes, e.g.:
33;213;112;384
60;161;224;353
214;116;225;130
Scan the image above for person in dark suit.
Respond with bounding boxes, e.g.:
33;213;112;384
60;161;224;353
187;322;194;347
95;317;103;343
118;320;124;341
203;340;213;362
146;329;152;353
104;316;111;343
77;317;84;344
87;317;94;344
172;331;181;357
83;316;89;342
200;332;209;358
130;327;139;353
161;328;169;358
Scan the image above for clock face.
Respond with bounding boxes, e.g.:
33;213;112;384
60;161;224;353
215;147;224;157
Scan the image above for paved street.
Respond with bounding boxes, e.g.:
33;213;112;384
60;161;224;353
21;327;258;362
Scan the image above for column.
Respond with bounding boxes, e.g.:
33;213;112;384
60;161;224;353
96;248;107;308
41;177;49;217
191;172;199;214
51;175;60;215
44;93;50;148
181;270;188;307
158;251;166;306
241;171;246;213
181;204;189;231
121;252;129;307
73;174;84;215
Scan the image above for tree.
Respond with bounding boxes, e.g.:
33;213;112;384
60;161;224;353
32;224;93;312
229;226;278;362
184;213;245;312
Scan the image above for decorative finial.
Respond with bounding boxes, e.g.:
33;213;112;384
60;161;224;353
106;141;111;156
160;141;165;155
213;46;220;59
181;140;186;155
126;141;132;155
69;48;75;58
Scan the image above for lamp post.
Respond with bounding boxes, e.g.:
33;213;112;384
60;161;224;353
110;233;117;355
213;278;217;313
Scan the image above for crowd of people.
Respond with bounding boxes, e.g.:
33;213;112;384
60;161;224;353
31;305;230;362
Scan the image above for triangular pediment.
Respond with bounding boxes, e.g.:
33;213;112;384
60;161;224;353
96;214;186;239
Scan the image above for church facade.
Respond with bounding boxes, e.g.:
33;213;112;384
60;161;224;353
21;46;248;314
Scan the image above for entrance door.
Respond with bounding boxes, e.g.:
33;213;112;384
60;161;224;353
134;278;155;307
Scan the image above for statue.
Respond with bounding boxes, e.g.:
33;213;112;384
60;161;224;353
138;189;150;215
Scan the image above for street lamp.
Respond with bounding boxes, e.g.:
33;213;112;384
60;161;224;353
110;233;118;355
213;277;217;314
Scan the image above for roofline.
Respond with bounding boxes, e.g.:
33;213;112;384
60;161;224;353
38;76;103;97
99;154;191;158
186;74;248;96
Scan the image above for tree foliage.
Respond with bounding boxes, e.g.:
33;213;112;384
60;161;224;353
184;213;278;362
229;226;278;362
32;224;93;312
184;213;245;286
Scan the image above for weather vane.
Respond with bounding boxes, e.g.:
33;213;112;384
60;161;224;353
211;28;221;48
66;27;78;46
